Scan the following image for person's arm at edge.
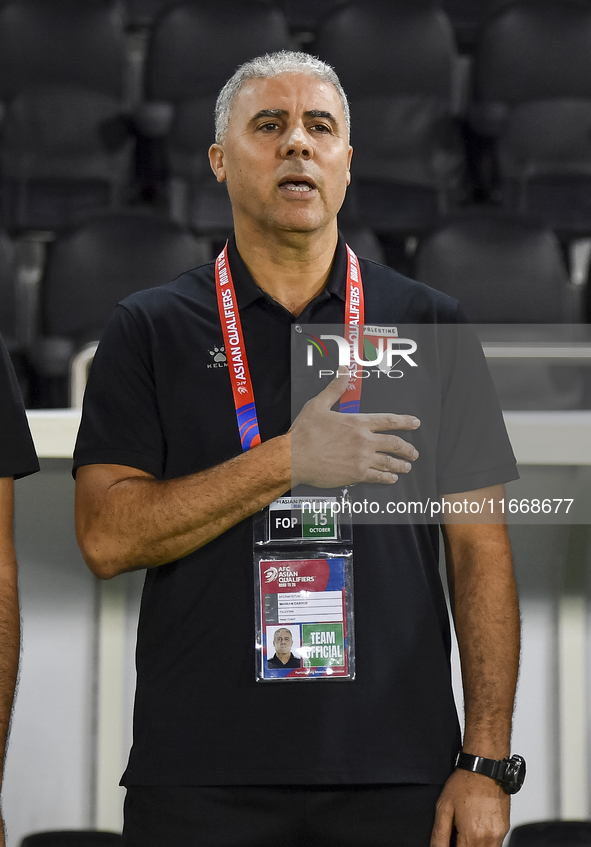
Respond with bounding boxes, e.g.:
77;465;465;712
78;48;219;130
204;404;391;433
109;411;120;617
431;483;520;847
0;478;20;847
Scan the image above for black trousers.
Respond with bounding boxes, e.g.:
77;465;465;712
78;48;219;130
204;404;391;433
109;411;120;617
122;784;443;847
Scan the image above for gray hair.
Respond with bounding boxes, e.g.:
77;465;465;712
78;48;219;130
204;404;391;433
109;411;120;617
214;50;350;144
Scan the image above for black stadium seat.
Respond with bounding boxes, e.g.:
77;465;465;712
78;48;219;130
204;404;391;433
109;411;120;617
440;0;509;51
0;0;131;231
124;0;176;29
140;0;294;232
471;0;591;230
0;85;134;232
497;98;591;236
508;821;591;847
0;0;125;101
415;212;585;410
28;210;209;406
278;0;351;36
415;212;575;323
315;0;466;236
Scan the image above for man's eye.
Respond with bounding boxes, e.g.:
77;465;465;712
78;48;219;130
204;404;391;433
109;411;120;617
260;122;279;131
312;124;331;133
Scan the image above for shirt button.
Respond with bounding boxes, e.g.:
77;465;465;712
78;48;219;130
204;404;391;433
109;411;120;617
295;325;302;333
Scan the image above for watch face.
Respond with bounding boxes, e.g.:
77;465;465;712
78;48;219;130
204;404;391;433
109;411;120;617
503;755;526;794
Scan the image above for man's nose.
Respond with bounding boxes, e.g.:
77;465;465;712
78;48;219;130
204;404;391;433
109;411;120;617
280;125;311;158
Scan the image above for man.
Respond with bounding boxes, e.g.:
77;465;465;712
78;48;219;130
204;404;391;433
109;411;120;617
74;51;520;846
267;628;300;669
0;334;39;845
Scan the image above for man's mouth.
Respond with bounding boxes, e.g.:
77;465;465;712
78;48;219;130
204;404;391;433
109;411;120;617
278;176;317;194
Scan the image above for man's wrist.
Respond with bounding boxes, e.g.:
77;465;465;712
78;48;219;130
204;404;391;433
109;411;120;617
456;752;526;794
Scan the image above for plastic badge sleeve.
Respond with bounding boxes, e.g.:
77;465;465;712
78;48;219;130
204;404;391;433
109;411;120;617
253;493;355;682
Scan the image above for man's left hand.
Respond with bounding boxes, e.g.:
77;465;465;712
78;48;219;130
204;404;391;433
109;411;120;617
430;769;510;847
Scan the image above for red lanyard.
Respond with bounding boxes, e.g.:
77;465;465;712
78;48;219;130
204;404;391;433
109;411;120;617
214;242;365;452
340;245;365;414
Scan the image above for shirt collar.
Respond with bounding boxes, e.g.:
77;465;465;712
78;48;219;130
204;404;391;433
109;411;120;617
226;232;348;312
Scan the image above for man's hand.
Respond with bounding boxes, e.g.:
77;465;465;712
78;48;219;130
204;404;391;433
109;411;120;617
291;368;420;487
431;769;510;847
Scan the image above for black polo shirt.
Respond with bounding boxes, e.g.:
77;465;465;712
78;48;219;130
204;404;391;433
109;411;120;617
267;652;301;670
0;334;38;479
74;235;517;788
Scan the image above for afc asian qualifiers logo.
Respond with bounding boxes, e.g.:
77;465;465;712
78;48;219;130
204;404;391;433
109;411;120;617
264;566;279;583
298;325;418;379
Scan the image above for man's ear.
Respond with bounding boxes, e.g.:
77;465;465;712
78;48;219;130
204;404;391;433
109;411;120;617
346;145;353;186
209;144;226;183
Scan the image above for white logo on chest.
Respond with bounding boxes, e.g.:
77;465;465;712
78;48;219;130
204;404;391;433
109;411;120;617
207;345;228;369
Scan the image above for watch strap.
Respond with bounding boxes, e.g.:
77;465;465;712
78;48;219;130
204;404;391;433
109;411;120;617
456;752;504;780
456;752;526;794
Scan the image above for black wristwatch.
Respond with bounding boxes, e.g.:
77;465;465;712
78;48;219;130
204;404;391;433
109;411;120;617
456;752;526;794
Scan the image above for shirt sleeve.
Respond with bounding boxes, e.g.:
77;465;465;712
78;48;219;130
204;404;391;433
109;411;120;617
0;335;39;479
436;306;519;495
73;303;166;478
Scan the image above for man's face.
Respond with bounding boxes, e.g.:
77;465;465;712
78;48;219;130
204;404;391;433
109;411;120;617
209;73;352;237
273;629;293;657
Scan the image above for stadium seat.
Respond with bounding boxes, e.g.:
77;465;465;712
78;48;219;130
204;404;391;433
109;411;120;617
440;0;509;51
471;0;591;227
0;85;134;232
415;212;575;322
139;0;293;232
19;833;123;846
278;0;351;37
0;0;125;102
414;211;586;409
314;0;467;236
124;0;176;29
497;98;591;235
0;1;131;232
507;821;591;847
28;210;209;406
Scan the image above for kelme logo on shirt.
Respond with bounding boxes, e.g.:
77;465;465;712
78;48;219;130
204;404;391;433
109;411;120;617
207;345;228;369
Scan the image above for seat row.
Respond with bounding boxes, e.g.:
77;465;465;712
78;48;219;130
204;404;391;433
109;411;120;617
1;0;591;239
1;209;588;409
125;0;512;52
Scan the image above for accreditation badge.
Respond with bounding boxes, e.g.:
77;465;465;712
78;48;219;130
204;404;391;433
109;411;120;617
253;494;355;682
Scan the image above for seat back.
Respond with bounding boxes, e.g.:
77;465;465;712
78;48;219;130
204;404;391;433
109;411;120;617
0;0;125;101
315;0;456;100
508;821;591;847
124;0;175;28
415;213;574;323
415;213;584;409
0;85;134;231
278;0;350;34
442;0;510;49
497;98;591;232
41;211;209;345
146;0;293;102
474;0;591;124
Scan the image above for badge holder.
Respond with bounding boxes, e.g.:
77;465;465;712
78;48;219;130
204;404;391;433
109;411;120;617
254;493;355;682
